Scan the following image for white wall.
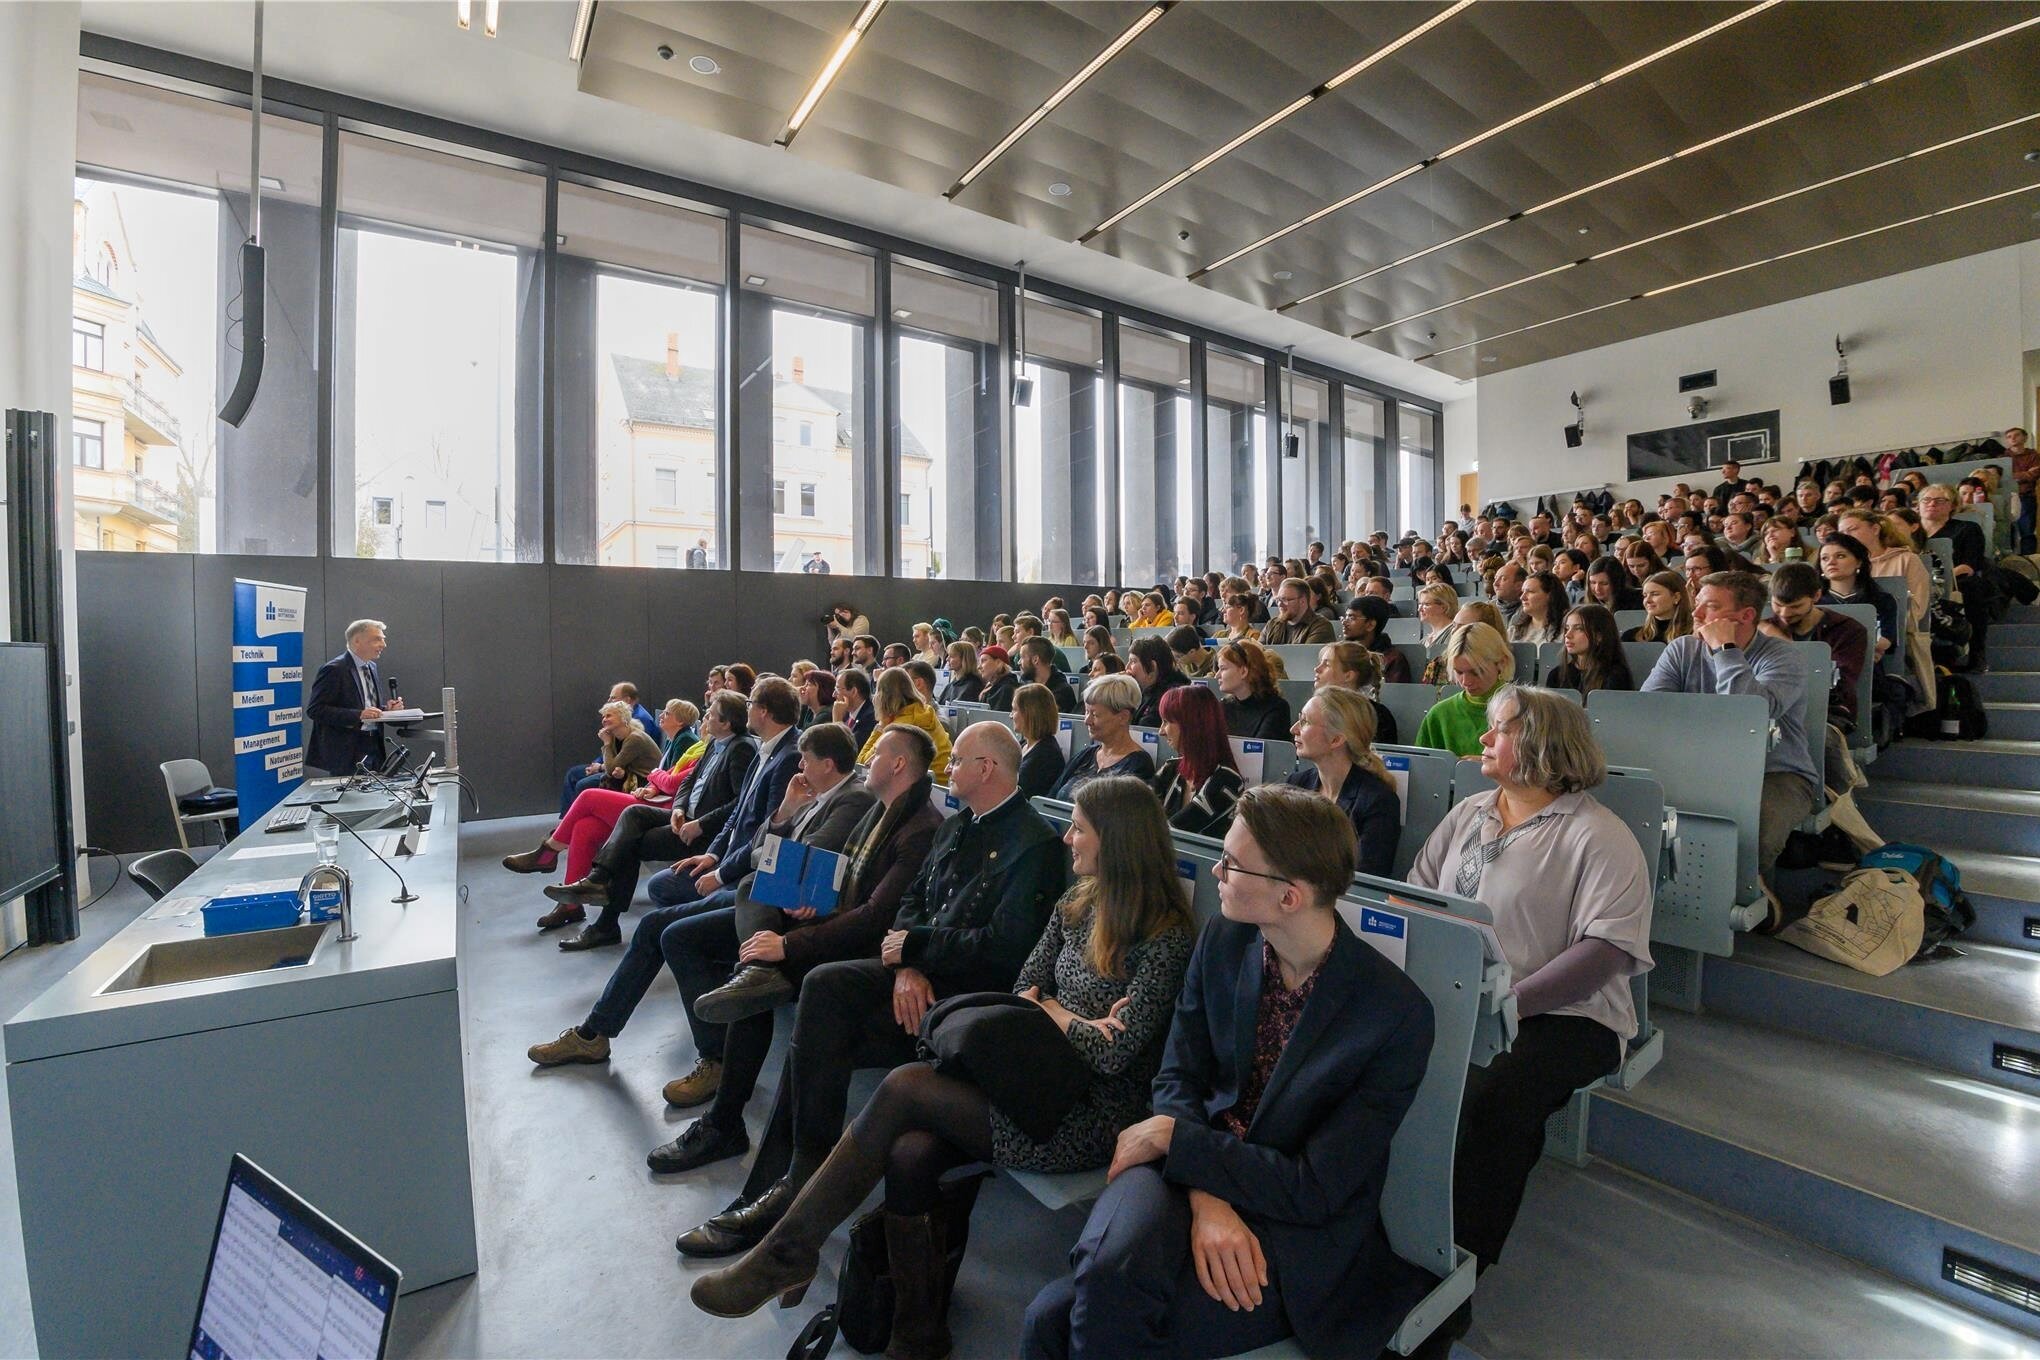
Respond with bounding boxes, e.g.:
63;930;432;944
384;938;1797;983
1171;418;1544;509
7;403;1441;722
0;1;85;954
1473;242;2040;509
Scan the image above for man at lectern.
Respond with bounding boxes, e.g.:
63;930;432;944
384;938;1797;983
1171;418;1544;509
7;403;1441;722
306;618;406;776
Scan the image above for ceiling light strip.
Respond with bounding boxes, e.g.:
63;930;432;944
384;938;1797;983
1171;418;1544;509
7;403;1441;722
1191;0;1778;279
1079;0;1474;241
778;0;887;147
1355;109;2040;337
1416;181;2040;362
946;2;1174;197
1288;10;2040;313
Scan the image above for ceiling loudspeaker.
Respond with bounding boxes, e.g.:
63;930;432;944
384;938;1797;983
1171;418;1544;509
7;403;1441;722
1563;423;1584;448
1830;333;1851;405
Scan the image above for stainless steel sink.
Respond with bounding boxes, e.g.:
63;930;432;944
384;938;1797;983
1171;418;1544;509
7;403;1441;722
97;921;335;995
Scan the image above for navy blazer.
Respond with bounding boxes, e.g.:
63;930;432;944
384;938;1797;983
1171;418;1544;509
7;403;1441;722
1286;763;1400;878
707;731;801;879
1153;914;1434;1359
305;652;386;774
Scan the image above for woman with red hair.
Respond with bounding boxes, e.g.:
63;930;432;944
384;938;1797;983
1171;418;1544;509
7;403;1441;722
1149;683;1244;837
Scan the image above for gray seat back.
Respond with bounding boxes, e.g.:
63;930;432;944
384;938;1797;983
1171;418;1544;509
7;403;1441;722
1377;743;1459;879
1378;682;1458;747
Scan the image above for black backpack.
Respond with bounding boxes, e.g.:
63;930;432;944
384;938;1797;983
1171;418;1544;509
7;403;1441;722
1907;668;1987;741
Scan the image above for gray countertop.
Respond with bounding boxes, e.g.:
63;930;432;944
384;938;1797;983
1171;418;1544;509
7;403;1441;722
4;782;463;1063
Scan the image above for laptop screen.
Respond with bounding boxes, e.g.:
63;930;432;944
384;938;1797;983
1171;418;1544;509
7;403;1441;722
188;1155;400;1360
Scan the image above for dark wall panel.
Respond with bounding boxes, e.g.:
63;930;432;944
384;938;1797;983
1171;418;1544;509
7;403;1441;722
76;555;200;853
442;563;553;816
548;566;651;801
192;557;326;794
644;570;739;714
732;571;844;676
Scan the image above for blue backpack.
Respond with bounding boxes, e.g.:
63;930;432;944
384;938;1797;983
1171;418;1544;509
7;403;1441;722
1858;843;1974;957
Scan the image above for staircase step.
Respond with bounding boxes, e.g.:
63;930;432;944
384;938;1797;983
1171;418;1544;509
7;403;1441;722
1986;623;2040;646
1981;702;2040;740
1593;1011;2040;1337
1947;848;2040;952
1971;671;2040;702
1984;646;2040;672
1871;737;2040;789
1857;781;2040;855
1702;936;2040;1094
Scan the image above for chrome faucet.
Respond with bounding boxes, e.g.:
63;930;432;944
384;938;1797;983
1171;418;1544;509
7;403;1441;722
298;863;356;942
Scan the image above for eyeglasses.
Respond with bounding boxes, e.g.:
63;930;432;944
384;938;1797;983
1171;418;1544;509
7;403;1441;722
1214;851;1291;886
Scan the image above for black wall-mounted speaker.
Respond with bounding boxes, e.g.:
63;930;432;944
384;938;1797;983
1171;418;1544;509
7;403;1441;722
1564;423;1584;448
1829;374;1852;406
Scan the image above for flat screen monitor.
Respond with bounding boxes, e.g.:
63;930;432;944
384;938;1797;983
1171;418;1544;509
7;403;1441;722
0;642;61;901
188;1154;400;1360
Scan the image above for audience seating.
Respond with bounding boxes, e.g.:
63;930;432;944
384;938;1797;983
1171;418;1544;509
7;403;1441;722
127;847;199;902
1385;617;1423;644
1377;682;1459;746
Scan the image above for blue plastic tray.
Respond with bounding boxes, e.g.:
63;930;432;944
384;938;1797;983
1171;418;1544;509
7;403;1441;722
201;892;303;936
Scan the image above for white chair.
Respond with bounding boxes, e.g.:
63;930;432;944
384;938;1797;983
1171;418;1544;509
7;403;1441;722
160;759;238;850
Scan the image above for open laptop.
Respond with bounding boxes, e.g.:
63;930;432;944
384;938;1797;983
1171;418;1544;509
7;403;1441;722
188;1154;400;1360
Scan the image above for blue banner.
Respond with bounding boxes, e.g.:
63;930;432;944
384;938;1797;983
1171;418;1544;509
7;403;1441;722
230;579;307;825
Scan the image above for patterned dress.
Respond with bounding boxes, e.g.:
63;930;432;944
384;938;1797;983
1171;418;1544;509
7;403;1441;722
989;898;1193;1173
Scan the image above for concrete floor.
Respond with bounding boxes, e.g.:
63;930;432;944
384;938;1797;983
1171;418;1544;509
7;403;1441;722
3;819;2035;1359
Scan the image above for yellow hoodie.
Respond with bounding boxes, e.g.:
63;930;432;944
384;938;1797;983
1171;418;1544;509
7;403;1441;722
857;700;954;783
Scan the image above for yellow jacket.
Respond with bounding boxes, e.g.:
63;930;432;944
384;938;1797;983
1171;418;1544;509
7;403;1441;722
858;700;953;782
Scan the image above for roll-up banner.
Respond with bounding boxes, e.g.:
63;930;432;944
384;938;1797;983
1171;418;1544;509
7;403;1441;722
231;578;307;824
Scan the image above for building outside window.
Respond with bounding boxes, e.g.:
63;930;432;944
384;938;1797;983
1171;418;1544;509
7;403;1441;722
800;482;817;517
653;466;679;507
891;262;999;581
1280;372;1329;558
773;479;786;515
655;545;679;568
1014;295;1104;585
1343;392;1385;551
1117;323;1191;589
72;318;104;371
1399;403;1439;538
72;418;105;469
1206;347;1266;573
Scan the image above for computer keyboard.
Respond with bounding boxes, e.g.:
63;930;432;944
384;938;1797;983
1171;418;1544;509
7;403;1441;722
267;805;312;833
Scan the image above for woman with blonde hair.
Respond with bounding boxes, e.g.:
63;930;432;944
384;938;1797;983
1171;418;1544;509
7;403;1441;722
1047;608;1079;648
1417;582;1459;651
911;623;944;667
858;666;952;782
1839;507;1934;707
1416;622;1515;757
1287;685;1400;876
1626;571;1693;643
1317;641;1399;745
937;640;982;705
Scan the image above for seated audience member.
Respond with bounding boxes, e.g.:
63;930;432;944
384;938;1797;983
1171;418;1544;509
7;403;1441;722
1082;625;1117;664
1083;605;1112;633
1259;576;1336;646
834;668;877;749
727;662;759;695
1055;674;1157;799
1214;640;1292;740
977;645;1019;711
1089;652;1127;679
882;642;912;670
1584;556;1643;613
642;679;805;924
1643;572;1816;901
1406;686;1651;1292
850;634;881;672
1015;683;1071;799
1490;560;1526;622
1023;785;1434;1360
1839;510;1934;707
1363;574;1396;602
1345;595;1411;684
1151;684;1245;837
1817;534;1896;661
1545;604;1634;698
797;669;836;731
1218;594;1262;643
1014;613;1071;670
1625;571;1693;642
1315;641;1399;745
911;623;943;668
1416;622;1515;757
937;641;983;705
528;723;876;1148
694;779;1192;1342
1017;636;1080;712
1177;576;1220;626
1507;570;1564;644
1048;609;1080;648
902;659;941;709
1131;591;1176;628
506;700;702;898
1169;625;1215;678
677;723;1070;1258
558;687;664;815
1128;635;1191;729
1288;686;1399;877
1762;562;1868;732
1917;482;1995;670
857;667;953;783
1416;583;1458;653
1755;518;1805;567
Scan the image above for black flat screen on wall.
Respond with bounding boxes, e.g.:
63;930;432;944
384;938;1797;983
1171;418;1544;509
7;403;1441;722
0;643;62;903
1627;410;1781;480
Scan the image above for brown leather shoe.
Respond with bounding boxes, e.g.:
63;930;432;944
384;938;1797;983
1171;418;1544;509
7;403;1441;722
535;903;586;932
693;964;795;1026
503;842;559;874
558;924;622;952
528;1026;609;1067
543;875;610;906
662;1057;723;1108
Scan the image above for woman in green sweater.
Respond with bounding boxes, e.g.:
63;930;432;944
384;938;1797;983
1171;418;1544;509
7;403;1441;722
1415;620;1515;757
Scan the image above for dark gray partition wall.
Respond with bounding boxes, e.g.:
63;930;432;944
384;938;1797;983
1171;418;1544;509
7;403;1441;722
75;556;1101;852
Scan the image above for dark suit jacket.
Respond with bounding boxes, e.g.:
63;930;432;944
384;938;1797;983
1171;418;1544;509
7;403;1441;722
897;793;1071;995
305;652;385;774
1154;915;1435;1359
844;701;877;749
707;731;802;879
737;777;877;897
979;672;1018;712
780;779;944;978
1287;762;1400;879
1133;670;1191;729
683;736;759;843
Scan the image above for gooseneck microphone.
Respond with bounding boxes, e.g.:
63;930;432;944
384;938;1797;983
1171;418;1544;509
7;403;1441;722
317;808;418;904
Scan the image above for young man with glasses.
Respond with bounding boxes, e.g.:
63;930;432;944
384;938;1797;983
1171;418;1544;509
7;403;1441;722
1024;785;1433;1360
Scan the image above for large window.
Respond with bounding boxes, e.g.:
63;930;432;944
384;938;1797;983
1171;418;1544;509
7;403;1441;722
1343;391;1386;544
1399;403;1439;538
555;180;725;568
738;226;875;574
73;74;323;554
337;131;543;561
1014;297;1105;586
1279;372;1329;558
1118;324;1191;589
72;419;105;469
891;263;1001;581
1205;348;1265;574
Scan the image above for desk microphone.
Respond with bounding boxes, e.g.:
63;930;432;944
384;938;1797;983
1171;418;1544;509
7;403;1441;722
317;808;418;903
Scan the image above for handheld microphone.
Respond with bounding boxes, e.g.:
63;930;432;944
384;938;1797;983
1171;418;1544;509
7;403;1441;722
386;675;399;701
317;809;417;903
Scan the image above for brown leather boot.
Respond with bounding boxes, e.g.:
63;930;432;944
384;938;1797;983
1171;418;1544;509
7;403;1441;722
502;840;560;874
883;1211;953;1360
689;1139;885;1319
